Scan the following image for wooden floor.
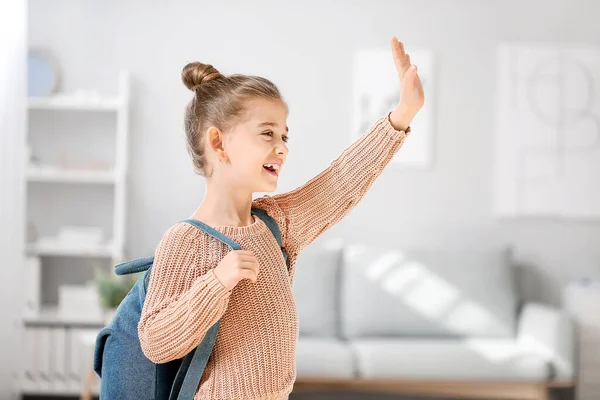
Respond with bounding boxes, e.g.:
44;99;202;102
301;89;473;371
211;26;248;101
22;379;575;400
292;378;576;400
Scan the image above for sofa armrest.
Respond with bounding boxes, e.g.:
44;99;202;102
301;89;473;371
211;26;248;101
517;302;575;381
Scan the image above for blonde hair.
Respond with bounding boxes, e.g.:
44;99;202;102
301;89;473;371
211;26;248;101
181;62;285;176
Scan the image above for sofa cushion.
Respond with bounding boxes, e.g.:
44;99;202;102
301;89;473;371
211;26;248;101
292;239;343;337
341;245;518;338
351;339;549;381
296;338;355;379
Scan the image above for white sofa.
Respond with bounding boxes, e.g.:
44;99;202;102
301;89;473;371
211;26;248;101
291;239;576;400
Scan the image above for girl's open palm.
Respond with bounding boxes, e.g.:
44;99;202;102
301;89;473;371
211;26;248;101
390;37;424;130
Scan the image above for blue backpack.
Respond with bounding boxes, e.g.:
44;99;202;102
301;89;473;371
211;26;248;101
93;208;287;399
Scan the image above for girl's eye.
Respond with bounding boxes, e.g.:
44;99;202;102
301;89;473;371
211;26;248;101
262;131;288;143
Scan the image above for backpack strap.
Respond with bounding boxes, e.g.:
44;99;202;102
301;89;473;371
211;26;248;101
186;208;284;252
181;218;242;251
171;320;222;400
114;256;154;275
251;207;281;245
251;207;289;266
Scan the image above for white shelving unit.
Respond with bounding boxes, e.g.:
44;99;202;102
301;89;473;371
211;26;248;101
564;279;600;400
24;71;129;263
20;70;130;397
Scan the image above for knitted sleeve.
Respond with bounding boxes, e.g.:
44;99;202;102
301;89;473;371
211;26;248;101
254;114;409;258
138;223;231;364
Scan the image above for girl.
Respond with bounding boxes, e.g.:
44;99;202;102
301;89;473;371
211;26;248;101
138;37;424;400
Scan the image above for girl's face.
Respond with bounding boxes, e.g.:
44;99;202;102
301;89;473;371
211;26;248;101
213;98;289;193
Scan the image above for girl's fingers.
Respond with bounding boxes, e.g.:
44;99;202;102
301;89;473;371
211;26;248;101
236;254;257;262
233;251;257;261
404;65;418;85
234;250;254;256
239;269;258;282
239;260;259;269
394;37;406;58
391;37;410;78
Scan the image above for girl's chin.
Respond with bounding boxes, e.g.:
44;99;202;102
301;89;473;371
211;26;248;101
261;170;279;187
257;180;278;192
262;183;278;192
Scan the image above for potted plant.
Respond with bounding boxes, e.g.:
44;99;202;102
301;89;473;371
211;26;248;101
94;267;140;324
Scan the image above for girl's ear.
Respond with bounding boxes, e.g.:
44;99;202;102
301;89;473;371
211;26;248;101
207;126;227;161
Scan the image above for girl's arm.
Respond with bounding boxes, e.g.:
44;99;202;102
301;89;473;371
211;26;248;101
255;38;424;258
254;114;408;257
138;223;230;364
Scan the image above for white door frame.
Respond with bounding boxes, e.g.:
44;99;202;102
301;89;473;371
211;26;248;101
0;0;26;398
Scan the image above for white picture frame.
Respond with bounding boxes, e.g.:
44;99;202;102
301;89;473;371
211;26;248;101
494;42;600;220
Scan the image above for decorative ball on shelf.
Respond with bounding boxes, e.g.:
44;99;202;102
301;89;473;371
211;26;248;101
27;49;60;97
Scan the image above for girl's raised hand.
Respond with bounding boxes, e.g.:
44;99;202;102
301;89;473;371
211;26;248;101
389;37;425;132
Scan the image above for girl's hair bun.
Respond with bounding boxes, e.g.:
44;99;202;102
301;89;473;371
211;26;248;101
181;62;223;91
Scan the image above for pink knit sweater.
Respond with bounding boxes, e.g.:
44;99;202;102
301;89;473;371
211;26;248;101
138;115;409;399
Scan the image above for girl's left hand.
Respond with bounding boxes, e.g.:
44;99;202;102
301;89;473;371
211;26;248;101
389;37;425;132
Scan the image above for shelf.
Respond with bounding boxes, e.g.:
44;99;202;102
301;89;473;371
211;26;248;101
26;165;117;184
28;94;124;111
21;389;100;398
26;240;115;258
23;305;106;327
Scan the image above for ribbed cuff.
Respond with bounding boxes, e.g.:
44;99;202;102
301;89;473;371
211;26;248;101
203;269;232;298
385;112;411;137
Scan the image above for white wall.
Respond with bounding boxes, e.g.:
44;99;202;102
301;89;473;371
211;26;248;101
28;0;600;306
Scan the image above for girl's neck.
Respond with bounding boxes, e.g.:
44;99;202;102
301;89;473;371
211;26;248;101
192;180;255;228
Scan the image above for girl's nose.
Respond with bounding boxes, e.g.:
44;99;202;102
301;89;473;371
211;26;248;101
275;142;288;156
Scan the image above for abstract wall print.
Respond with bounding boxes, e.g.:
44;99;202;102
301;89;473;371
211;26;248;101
494;43;600;219
353;47;435;168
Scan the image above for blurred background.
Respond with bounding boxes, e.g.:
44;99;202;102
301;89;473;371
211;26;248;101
1;0;599;399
